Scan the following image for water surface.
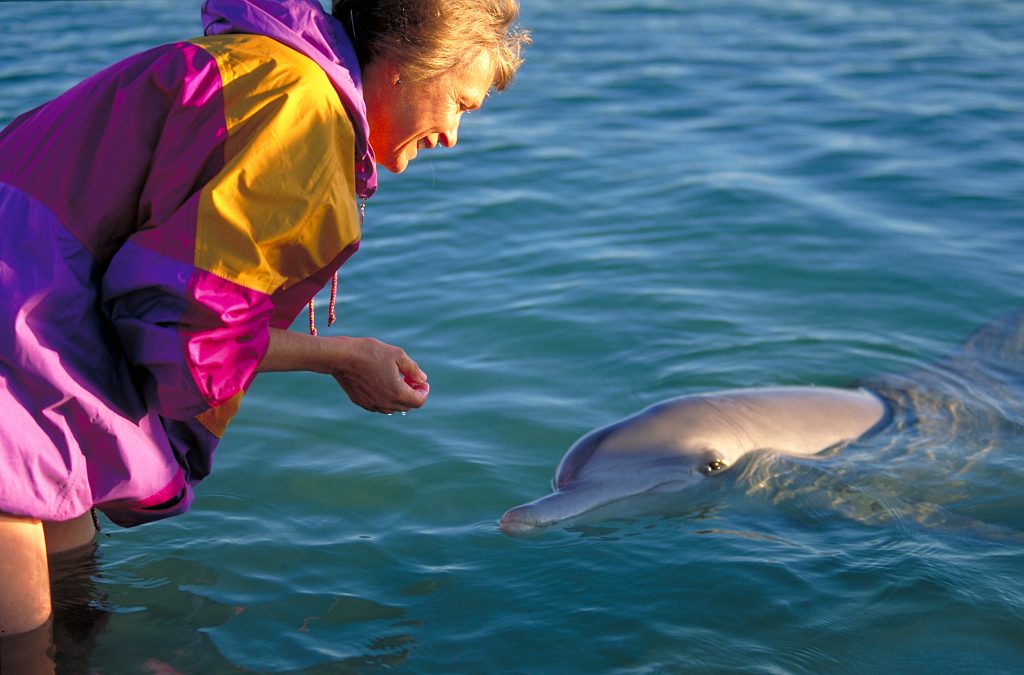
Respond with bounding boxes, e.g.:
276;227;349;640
2;0;1023;672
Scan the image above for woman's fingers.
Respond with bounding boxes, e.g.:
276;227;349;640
327;337;430;413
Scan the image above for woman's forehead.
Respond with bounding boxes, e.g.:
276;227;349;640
452;50;496;97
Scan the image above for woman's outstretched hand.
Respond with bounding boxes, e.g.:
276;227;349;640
258;329;429;414
326;336;429;414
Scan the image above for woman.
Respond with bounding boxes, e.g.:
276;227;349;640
0;0;528;636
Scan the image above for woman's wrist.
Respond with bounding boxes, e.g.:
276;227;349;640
258;327;352;375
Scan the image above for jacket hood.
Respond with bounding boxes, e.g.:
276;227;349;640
202;0;377;198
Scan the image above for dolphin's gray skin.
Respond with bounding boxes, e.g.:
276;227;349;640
500;386;889;534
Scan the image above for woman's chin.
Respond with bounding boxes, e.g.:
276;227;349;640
380;156;409;174
377;146;418;174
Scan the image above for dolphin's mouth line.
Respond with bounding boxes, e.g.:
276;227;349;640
501;476;705;533
499;487;624;532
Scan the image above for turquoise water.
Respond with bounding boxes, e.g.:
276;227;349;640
3;0;1024;672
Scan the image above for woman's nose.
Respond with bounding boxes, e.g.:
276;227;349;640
439;124;459;148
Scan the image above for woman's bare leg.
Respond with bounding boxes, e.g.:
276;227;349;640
43;512;97;555
0;514;51;636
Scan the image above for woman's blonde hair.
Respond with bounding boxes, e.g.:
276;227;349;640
332;0;530;91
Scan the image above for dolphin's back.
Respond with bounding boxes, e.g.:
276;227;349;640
555;386;888;486
678;387;888;457
865;310;1024;427
947;310;1024;381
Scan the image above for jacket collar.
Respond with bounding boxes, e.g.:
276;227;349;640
202;0;377;198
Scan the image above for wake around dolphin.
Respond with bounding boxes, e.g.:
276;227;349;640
499;311;1024;535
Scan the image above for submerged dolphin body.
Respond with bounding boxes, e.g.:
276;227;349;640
500;311;1024;535
499;387;888;534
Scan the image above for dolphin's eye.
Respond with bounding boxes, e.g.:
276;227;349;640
703;458;727;475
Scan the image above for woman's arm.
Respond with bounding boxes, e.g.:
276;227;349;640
257;328;429;414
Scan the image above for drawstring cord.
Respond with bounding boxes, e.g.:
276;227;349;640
308;199;365;336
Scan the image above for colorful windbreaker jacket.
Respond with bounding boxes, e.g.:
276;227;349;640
0;0;375;526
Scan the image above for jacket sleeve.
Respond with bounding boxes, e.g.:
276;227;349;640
101;35;361;423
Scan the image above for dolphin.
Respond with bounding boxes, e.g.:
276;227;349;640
503;311;1024;536
499;386;890;534
501;311;1024;535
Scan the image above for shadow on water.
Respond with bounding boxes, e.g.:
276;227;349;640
0;538;420;674
91;556;418;674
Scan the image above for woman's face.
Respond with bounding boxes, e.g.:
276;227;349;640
364;51;495;174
